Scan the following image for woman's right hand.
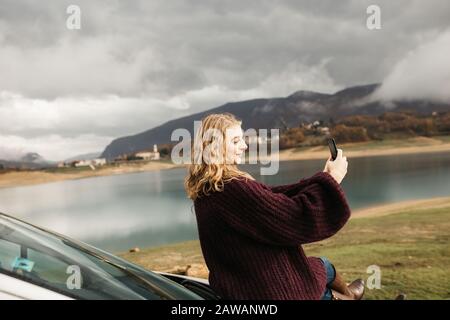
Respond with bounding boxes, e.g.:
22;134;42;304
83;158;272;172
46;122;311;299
323;149;348;184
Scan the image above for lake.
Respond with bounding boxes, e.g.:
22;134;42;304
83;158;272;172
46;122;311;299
1;151;449;252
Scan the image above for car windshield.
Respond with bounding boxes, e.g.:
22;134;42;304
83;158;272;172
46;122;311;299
0;214;195;300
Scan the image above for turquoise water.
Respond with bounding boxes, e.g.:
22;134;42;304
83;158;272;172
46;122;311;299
0;152;449;252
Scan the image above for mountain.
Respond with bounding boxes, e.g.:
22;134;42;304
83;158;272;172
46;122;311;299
100;83;450;160
64;152;102;162
20;152;46;163
0;152;54;169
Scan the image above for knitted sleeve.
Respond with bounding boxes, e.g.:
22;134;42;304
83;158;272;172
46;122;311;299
213;172;351;246
269;179;309;196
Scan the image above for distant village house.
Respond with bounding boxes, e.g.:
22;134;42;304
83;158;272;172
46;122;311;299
74;158;107;167
135;144;160;161
57;158;107;170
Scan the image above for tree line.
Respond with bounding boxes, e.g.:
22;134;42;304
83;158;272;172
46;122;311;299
279;111;450;149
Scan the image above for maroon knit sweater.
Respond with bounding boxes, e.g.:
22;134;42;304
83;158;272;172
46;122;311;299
193;171;351;300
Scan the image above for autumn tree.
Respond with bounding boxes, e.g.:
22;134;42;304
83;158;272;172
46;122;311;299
279;127;306;149
330;125;369;143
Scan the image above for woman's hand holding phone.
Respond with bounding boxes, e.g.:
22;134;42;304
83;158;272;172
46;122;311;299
323;149;348;184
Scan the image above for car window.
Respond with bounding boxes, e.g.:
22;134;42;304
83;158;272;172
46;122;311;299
0;239;20;272
0;217;170;300
26;248;75;285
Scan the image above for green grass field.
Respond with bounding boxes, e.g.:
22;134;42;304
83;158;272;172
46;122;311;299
288;135;450;154
304;207;450;300
119;202;450;300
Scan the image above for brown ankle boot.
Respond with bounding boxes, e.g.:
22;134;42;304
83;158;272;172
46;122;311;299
347;279;365;300
331;290;352;300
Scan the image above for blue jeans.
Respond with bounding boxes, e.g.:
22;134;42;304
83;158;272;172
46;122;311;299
319;257;336;300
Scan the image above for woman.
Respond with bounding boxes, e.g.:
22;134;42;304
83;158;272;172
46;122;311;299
184;113;364;300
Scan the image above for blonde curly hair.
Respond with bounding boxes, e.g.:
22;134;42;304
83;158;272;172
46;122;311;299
184;113;254;201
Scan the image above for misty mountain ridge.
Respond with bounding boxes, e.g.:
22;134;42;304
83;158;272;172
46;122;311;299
64;152;102;163
0;152;54;169
100;83;450;160
20;152;46;163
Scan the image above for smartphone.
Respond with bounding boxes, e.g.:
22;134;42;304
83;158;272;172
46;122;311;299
328;138;338;161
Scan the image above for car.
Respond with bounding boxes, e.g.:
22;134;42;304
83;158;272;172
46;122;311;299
0;211;221;300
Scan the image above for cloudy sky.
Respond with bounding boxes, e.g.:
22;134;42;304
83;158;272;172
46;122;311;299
1;0;449;161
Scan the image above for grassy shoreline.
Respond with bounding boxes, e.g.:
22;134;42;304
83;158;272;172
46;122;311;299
118;196;450;300
0;159;184;189
257;136;450;162
1;136;450;189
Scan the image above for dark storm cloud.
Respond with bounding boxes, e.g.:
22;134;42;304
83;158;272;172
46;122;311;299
0;0;449;160
0;0;447;99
